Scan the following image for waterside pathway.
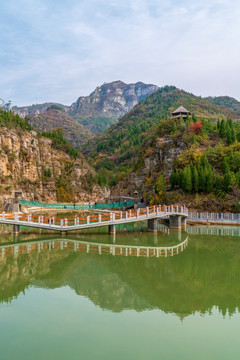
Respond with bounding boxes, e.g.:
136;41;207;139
1;226;240;359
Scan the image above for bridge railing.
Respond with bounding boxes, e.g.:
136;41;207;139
188;211;240;223
0;204;188;228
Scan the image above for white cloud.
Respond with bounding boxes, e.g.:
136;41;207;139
0;0;240;105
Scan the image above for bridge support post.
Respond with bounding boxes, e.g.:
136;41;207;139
169;215;182;229
109;224;116;235
181;216;187;228
148;218;158;233
13;224;20;236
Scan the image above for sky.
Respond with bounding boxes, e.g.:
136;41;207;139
0;0;240;106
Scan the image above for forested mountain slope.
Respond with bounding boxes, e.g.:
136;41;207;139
81;86;237;189
26;105;93;148
206;96;240;116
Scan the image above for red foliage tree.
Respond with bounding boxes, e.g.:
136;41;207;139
188;120;203;135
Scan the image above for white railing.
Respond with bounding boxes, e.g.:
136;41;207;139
187;226;240;237
0;205;188;231
188;212;240;223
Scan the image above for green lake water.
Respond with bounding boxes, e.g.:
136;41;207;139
1;225;240;359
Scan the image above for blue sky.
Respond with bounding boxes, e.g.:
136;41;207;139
0;0;240;106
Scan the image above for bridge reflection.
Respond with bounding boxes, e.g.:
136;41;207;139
0;235;188;259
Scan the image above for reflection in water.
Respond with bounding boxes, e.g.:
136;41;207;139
0;226;239;318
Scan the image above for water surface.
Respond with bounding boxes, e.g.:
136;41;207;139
0;226;240;359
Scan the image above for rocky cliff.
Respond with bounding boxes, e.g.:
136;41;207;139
112;136;187;198
0;126;105;206
68;80;159;134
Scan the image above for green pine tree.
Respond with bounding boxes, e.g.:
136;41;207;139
222;157;230;174
193;166;199;192
219;119;226;138
183;166;192;193
231;127;236;143
215;174;223;191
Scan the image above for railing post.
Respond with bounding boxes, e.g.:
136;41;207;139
52;217;55;225
99;214;102;223
41;215;44;224
2;211;5;220
164;205;166;213
171;205;173;213
60;219;63;228
74;218;77;226
14;213;19;221
146;207;149;217
87;216;90;225
120;211;123;220
27;214;30;223
65;218;68;226
112;213;115;222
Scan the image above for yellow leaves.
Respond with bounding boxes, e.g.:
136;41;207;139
145;177;153;184
176;145;203;167
227;142;240;153
144;147;153;157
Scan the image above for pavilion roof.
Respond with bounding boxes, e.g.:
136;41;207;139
172;106;190;114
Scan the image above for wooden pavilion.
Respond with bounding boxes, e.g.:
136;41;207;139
171;106;191;120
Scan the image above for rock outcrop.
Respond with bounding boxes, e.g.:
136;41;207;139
112;137;187;197
0;127;105;206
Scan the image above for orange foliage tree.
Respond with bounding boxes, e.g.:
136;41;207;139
188;120;203;134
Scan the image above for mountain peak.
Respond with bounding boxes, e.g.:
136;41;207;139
69;80;159;134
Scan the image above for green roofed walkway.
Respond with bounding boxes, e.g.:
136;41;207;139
19;199;134;210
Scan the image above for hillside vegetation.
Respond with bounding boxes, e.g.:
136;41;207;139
206;96;240;116
26;106;93;148
81;86;238;188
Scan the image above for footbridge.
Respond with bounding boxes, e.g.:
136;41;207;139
0;236;189;259
0;205;188;235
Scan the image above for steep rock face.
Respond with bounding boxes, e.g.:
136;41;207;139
112;137;187;197
69;81;159;134
0;127;105;205
26;108;94;147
